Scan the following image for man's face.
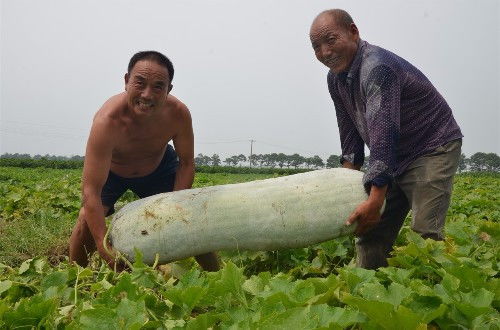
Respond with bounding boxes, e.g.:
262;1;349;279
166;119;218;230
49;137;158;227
309;15;359;73
125;60;172;116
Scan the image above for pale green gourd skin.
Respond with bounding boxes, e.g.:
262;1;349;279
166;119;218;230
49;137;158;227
110;168;369;265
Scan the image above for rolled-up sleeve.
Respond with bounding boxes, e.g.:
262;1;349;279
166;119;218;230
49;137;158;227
363;65;400;190
328;75;365;167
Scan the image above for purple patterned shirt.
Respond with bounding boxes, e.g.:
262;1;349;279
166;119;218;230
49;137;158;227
327;40;462;188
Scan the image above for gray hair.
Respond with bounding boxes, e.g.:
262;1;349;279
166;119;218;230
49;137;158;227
315;9;354;30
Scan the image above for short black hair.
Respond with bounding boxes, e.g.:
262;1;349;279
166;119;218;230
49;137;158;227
127;51;174;83
318;9;354;30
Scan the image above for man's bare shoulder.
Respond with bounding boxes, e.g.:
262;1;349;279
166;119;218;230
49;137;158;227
88;93;129;144
92;93;131;129
93;93;127;122
166;94;191;120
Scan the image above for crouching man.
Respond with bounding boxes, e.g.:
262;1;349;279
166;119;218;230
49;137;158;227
69;51;220;271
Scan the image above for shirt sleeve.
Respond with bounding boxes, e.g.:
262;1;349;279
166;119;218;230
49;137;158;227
362;65;401;190
327;74;365;167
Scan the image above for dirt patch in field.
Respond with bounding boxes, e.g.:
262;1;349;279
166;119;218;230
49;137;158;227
46;242;69;266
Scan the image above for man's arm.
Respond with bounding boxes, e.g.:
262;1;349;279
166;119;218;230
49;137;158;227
327;73;365;168
172;104;195;191
81;118;117;266
346;65;401;235
363;65;400;190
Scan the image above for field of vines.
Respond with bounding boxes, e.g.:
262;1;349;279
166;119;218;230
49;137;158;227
0;167;498;329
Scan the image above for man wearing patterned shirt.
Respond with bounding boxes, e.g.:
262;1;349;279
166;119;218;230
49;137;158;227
310;9;463;269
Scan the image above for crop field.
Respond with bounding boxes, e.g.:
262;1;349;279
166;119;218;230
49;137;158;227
0;167;498;328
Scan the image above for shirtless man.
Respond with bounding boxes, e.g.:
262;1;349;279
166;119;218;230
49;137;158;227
69;51;220;271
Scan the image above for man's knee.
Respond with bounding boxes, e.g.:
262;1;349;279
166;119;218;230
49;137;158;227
410;183;449;241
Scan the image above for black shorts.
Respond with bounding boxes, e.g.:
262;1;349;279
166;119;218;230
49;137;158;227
101;144;179;216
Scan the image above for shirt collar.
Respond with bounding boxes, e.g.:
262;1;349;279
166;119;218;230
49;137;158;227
346;39;366;82
332;39;366;86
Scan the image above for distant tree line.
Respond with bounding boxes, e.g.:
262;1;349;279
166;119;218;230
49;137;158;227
196;152;500;173
0;153;84;169
196;153;331;169
0;153;84;161
1;152;499;173
457;152;500;173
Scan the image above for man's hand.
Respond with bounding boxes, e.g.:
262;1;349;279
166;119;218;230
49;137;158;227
346;199;384;236
97;240;129;272
346;184;387;236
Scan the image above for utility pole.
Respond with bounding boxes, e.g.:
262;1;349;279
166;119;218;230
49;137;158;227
249;139;255;167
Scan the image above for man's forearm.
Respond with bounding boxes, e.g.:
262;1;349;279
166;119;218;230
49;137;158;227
82;196;107;248
367;184;387;207
173;162;195;191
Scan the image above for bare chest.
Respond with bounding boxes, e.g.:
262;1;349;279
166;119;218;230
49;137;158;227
110;124;175;177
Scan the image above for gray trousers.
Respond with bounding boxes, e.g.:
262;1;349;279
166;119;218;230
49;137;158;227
356;139;462;269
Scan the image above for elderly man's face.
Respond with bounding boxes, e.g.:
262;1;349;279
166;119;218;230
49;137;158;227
310;15;359;73
125;60;172;116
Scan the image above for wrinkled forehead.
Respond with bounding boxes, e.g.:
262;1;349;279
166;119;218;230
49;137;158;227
310;14;343;38
130;60;171;82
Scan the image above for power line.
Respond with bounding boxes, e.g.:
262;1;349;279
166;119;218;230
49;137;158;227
0;128;85;141
196;139;249;145
253;140;326;156
0;120;89;134
1;121;334;156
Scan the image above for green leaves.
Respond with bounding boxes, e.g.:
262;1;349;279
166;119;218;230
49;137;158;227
0;169;499;328
0;281;12;295
77;299;148;330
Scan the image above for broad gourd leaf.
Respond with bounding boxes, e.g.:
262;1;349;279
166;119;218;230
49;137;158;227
41;271;69;290
406;295;447;323
116;298;148;330
78;307;119;330
0;280;12;295
358;282;412;306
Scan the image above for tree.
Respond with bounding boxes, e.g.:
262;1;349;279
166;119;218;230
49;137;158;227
469;152;483;171
237;154;247;167
247;154;257;167
268;153;278;168
304;157;314;169
211;154;221;166
484;153;500;172
290;154;305;169
458;153;468;173
467;152;500;172
195;153;211;166
311;155;324;168
257;154;269;167
276;153;287;168
326;154;341;168
258;154;267;167
230;156;239;166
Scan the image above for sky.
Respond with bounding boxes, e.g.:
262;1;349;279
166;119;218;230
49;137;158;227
1;0;499;161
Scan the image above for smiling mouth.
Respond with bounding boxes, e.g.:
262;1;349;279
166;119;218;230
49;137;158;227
136;100;154;110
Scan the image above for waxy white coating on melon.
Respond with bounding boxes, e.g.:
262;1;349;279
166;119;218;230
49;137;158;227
110;168;368;264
